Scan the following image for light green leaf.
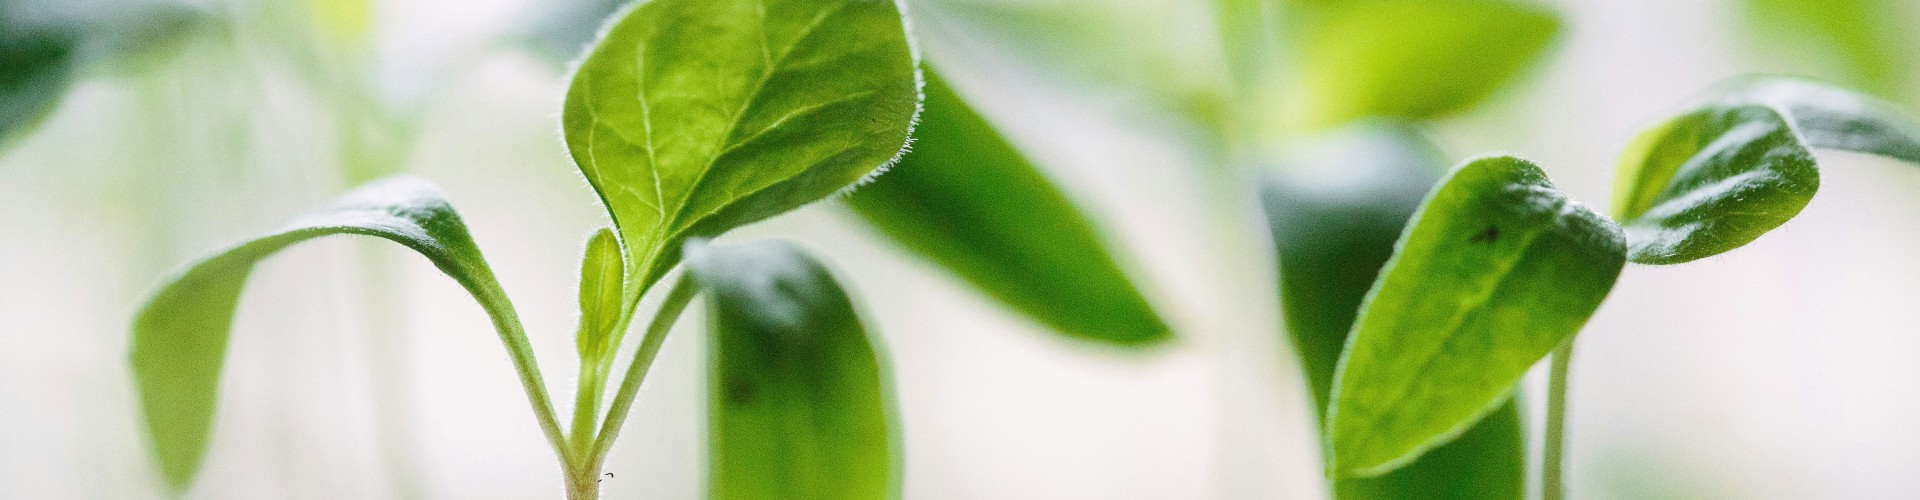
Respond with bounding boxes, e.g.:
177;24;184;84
1611;77;1920;264
1741;0;1913;97
130;176;563;492
575;228;626;363
688;240;897;500
846;69;1170;346
562;0;921;300
1262;126;1523;499
1283;0;1561;131
1328;156;1624;477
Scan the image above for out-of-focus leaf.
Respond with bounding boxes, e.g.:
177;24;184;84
1741;0;1913;97
0;12;78;148
562;0;920;302
1328;156;1624;477
129;176;559;492
1261;126;1524;499
1283;0;1561;131
847;70;1170;346
689;240;897;500
1612;77;1920;264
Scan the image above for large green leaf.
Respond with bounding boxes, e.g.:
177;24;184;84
689;240;897;500
1612;77;1920;264
1283;0;1561;131
129;176;562;492
562;0;921;300
1261;127;1523;499
1327;156;1624;477
846;69;1170;346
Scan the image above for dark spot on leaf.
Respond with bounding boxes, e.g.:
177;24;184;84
725;377;755;404
1470;226;1500;243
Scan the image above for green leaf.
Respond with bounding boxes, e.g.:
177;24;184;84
1261;126;1524;499
689;240;897;500
0;13;79;149
562;0;921;300
575;227;626;363
130;176;563;492
1328;156;1624;477
846;69;1170;346
1611;77;1920;264
1283;0;1561;131
1741;0;1914;97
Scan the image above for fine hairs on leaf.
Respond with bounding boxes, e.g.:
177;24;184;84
1326;156;1625;477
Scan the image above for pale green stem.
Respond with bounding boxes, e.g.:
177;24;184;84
1543;341;1576;500
590;273;703;467
567;348;606;458
472;284;572;467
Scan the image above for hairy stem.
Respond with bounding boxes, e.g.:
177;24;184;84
568;349;607;458
1543;341;1576;500
591;273;703;467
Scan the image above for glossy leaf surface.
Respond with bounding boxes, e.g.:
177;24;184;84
562;0;920;297
1328;156;1624;477
1612;77;1920;264
847;70;1169;345
129;177;556;492
1262;127;1523;498
689;240;896;500
1284;0;1560;130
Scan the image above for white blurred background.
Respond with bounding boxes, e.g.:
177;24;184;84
5;0;1920;498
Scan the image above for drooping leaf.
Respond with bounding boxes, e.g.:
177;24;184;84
1328;156;1624;477
688;240;897;500
847;69;1170;346
1612;76;1920;264
1282;0;1561;131
575;227;626;363
562;0;921;301
130;176;561;492
1261;126;1523;499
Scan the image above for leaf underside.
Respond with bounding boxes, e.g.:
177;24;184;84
562;0;921;301
1612;76;1920;264
689;240;897;500
847;68;1170;346
129;176;535;492
1328;156;1625;477
1262;126;1523;499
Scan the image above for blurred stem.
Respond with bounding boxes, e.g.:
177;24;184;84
1543;341;1575;500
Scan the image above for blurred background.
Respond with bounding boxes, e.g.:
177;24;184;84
5;0;1920;498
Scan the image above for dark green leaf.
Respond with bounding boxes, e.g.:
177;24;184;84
1283;0;1561;130
0;13;78;149
1261;126;1523;499
1328;156;1624;477
130;176;560;492
689;240;897;500
562;0;921;300
846;69;1170;346
1611;77;1920;264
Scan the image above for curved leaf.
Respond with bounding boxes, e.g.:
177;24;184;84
1283;0;1561;131
129;176;562;492
846;69;1170;346
1612;77;1920;264
562;0;921;299
1328;156;1624;477
1262;127;1523;499
689;240;897;500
